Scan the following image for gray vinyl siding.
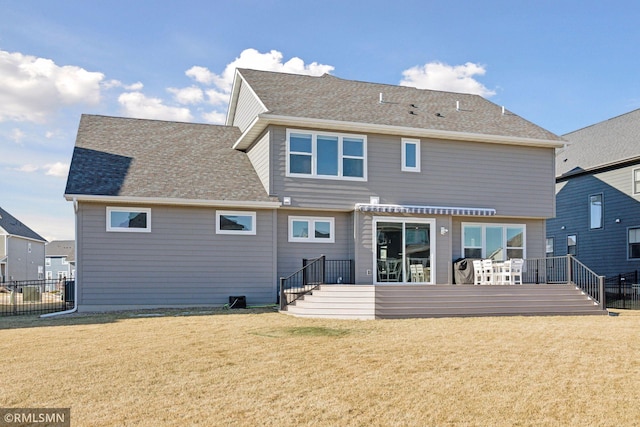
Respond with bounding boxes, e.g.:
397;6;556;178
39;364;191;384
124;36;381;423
6;236;45;281
231;80;267;132
0;235;5;258
246;132;271;194
76;202;277;310
547;164;640;277
276;210;353;280
269;126;555;218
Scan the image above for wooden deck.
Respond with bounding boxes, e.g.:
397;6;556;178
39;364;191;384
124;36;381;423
282;284;607;320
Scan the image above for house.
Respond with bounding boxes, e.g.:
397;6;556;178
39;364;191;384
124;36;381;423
65;68;577;315
0;206;47;282
547;109;640;277
45;240;75;281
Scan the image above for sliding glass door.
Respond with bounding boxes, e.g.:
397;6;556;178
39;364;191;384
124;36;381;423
374;218;434;284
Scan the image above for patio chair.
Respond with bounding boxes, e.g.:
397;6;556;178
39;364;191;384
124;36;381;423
410;264;425;282
472;260;483;285
481;259;495;285
510;258;524;285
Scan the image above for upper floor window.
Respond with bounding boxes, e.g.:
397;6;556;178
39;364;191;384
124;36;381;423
401;138;420;172
589;194;603;229
216;211;256;235
462;223;525;261
45;257;51;266
567;234;577;255
107;207;151;232
633;168;640;195
288;216;335;243
287;129;366;180
629;227;640;259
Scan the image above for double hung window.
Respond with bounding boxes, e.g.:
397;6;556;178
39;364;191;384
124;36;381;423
629;228;640;259
287;130;366;180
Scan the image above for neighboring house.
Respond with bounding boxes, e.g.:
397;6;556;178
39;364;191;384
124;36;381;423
0;206;47;282
65;68;565;312
547;109;640;277
45;240;75;281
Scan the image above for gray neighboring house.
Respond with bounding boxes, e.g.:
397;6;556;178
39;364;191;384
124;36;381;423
0;206;47;282
547;109;640;277
45;240;75;281
65;68;564;312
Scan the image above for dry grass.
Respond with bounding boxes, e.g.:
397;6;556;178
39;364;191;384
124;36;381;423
1;308;639;426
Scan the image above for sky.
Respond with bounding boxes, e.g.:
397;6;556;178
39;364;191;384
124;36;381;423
1;0;639;242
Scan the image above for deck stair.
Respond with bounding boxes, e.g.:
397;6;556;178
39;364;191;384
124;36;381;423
282;284;606;319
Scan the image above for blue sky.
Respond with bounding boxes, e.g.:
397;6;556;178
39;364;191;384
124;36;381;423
1;0;639;241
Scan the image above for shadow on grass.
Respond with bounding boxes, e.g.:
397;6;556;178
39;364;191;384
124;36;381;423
0;306;280;330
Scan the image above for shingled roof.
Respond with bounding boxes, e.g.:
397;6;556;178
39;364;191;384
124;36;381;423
557;108;640;178
45;240;75;262
0;206;46;241
233;68;562;145
65;115;276;204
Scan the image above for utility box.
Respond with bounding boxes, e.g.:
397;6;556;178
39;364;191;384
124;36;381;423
23;285;41;302
228;296;246;309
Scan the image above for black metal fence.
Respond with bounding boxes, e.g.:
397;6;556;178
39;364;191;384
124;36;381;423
605;271;640;310
0;279;74;316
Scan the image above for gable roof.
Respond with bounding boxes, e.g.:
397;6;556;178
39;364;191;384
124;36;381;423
0;206;46;241
65;115;278;206
230;68;564;150
45;240;75;262
557;108;640;178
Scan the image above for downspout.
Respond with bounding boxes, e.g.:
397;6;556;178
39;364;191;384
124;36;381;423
41;197;79;317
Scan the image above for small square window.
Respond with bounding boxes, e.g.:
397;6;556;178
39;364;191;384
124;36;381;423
107;207;151;232
216;211;256;235
402;138;421;172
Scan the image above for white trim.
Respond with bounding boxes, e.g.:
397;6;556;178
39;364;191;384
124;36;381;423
401;138;421;172
65;194;281;209
233;114;566;150
288;216;335;243
461;222;527;260
285;128;367;181
216;211;256;235
356;203;496;216
106;207;151;233
372;216;435;285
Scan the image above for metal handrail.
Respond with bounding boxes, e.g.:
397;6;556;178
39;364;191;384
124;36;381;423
279;255;325;310
568;255;605;309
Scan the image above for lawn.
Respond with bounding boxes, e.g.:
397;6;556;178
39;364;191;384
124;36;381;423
1;308;639;426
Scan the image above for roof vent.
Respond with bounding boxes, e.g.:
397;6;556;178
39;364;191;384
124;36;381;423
435;112;444;118
409;111;417;115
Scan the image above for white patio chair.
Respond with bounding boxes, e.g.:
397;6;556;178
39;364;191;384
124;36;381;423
481;259;494;285
510;258;524;285
410;264;425;282
472;260;483;285
497;259;512;285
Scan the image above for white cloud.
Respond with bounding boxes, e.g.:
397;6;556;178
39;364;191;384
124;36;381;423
185;48;334;123
10;128;25;144
118;92;193;122
0;50;105;123
201;110;226;124
400;61;496;97
14;161;69;178
168;86;204;105
44;162;69;178
103;79;144;91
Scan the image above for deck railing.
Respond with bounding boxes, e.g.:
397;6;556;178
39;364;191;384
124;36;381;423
280;255;325;310
523;255;604;309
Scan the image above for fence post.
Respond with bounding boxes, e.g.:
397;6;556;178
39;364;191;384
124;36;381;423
321;255;326;284
599;276;606;310
279;277;285;310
